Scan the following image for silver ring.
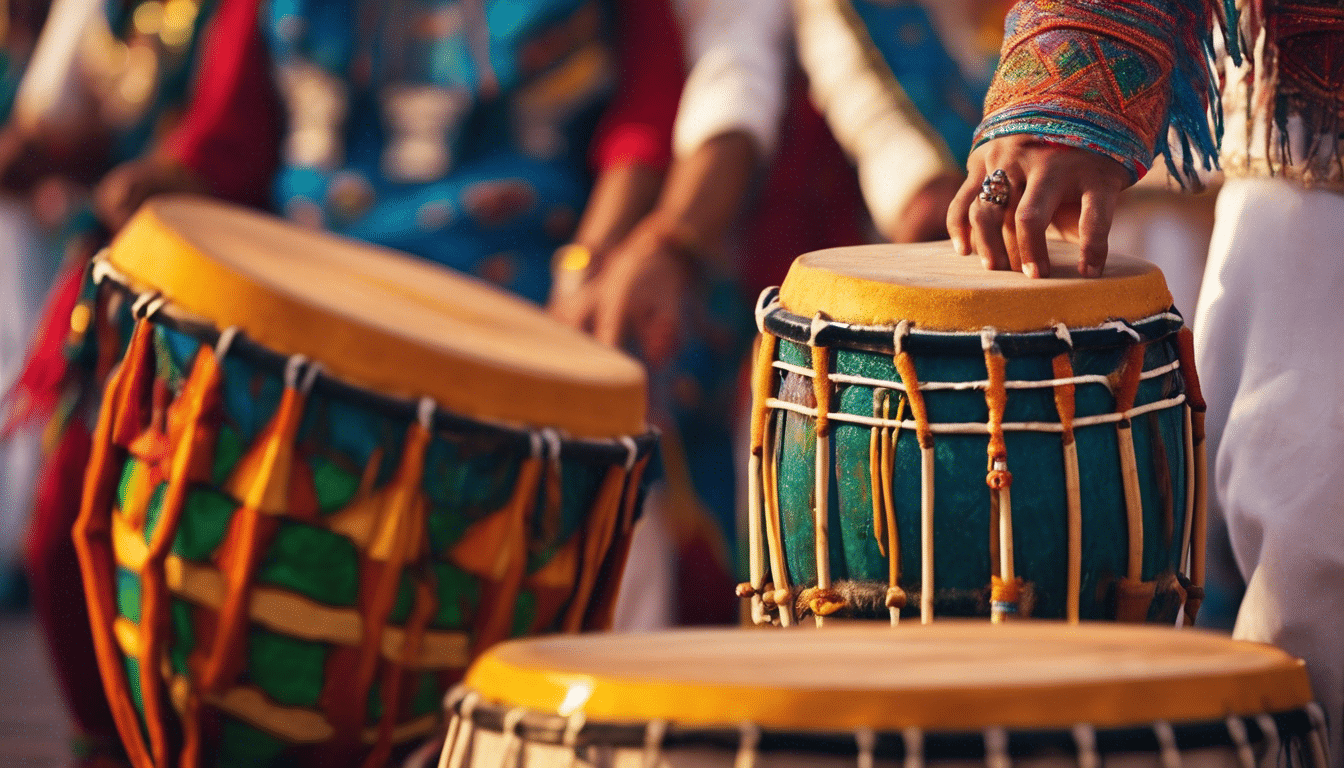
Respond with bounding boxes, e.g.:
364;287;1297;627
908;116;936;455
979;169;1010;206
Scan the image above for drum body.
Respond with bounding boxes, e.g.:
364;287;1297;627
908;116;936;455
74;197;656;768
743;243;1207;625
440;625;1327;768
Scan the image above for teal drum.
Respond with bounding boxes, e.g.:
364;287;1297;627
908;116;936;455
740;242;1207;627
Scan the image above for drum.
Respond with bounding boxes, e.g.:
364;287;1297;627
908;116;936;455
72;197;658;768
440;624;1327;768
742;242;1206;626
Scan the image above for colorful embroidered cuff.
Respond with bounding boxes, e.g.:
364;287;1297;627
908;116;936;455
973;110;1152;182
972;0;1231;187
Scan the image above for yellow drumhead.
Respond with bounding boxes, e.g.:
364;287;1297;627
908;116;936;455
106;196;647;438
779;241;1173;332
465;624;1313;731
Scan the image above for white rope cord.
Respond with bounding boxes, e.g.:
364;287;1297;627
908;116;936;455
1254;714;1280;768
903;727;925;768
283;355;309;390
780;310;1185;341
417;397;437;429
446;692;481;768
856;728;877;768
499;708;528;768
765;394;1187;433
642;720;668;768
1071;724;1099;768
1153;721;1181;768
1226;716;1256;768
754;289;780;334
984;727;1010;768
562;711;587;768
735;723;761;768
438;688;469;768
1306;703;1330;768
214;326;240;360
770;358;1181;393
130;290;162;319
619;436;638;472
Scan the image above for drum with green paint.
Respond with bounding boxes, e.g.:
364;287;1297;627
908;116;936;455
76;198;655;768
742;243;1206;626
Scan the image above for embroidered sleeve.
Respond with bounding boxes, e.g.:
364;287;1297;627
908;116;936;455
972;0;1234;184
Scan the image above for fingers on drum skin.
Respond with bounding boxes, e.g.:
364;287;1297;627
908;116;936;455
970;197;1011;271
949;157;986;255
1076;188;1118;278
1012;174;1066;279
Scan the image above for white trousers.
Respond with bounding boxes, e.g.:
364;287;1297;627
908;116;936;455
1195;177;1344;768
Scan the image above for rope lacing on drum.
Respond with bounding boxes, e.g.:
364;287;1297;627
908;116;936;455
1153;721;1181;768
620;436;638;472
1226;717;1256;768
1306;703;1330;768
131;291;166;320
214;327;240;361
447;691;482;768
1255;714;1281;768
417;397;437;430
1101;320;1142;343
642;720;668;768
283;355;321;394
754;287;780;334
1071;724;1099;768
856;728;877;768
500;708;528;768
562;711;587;768
984;727;1010;768
735;723;761;768
903;727;925;768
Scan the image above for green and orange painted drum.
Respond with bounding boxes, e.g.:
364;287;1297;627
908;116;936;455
73;197;657;768
741;242;1207;627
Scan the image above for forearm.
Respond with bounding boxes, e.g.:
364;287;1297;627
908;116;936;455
645;130;758;262
973;0;1230;185
571;162;665;257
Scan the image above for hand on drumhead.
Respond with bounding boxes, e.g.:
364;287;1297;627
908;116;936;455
549;217;691;369
946;136;1130;278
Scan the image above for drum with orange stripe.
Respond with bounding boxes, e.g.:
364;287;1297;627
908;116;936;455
741;242;1205;626
73;196;656;768
440;624;1327;768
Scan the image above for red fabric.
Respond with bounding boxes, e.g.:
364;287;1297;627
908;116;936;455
590;0;684;173
1;258;85;437
162;0;281;209
23;418;118;744
740;72;869;298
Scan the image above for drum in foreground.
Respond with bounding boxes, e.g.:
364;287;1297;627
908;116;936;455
442;624;1326;768
73;196;656;768
743;242;1206;626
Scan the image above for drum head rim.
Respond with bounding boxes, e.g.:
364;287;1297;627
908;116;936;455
105;196;649;438
462;624;1314;732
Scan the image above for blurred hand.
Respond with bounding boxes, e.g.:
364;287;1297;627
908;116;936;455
549;216;697;369
883;171;964;243
946;136;1131;278
94;157;205;230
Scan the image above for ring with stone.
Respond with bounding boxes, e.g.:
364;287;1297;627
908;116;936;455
979;169;1010;206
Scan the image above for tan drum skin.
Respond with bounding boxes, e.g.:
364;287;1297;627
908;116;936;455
779;241;1174;332
462;624;1312;732
106;195;648;438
